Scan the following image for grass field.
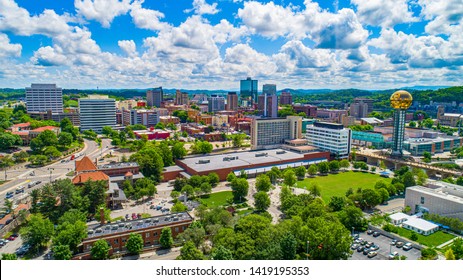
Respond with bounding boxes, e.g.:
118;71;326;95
395;227;455;247
199;191;234;207
295;171;392;203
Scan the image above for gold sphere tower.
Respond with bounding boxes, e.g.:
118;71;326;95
390;90;413;157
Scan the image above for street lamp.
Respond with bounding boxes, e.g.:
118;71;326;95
306;241;309;260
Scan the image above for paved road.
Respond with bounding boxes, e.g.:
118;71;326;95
349;232;421;260
0;138;112;205
0;236;22;255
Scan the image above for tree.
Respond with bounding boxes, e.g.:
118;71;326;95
255;174;272;192
91;240;110;260
31;130;58;153
295;166;306;180
53;211;88;253
226;172;237;183
173;177;188;192
158;141;173;166
402;171;416;188
410;232;418;241
155;122;165;130
181;185;195;198
191;140;213;154
239;170;248;179
408;121;417;128
52;244;73;260
0;155;14;169
126;233;144;255
0;132;22;150
337;205;368;232
339;159;350;171
81;180;107;214
160;227;174;249
329;196;347;212
253;191;271;212
133;177;157;199
230;178;249;202
20;214;54;250
423;118;434;129
421;247;437;260
377;188;390;204
177;224;206;247
445;248;456;260
456;176;463;186
177;241;204;260
43;146;62;159
200;182;212;195
207;172;220;187
307;164;318;176
13;151;28;163
308;183;321;197
102;126;114;137
283;169;297;187
1;253;18;260
58;132;73;147
423;151;432;162
130;147;164;183
329;160;340;173
171;201;188;213
451;238;463;259
231;133;246;148
211;245;233;260
361;189;381;208
279;233;297;260
379;160;387;170
317;162;329;174
172;142;187;160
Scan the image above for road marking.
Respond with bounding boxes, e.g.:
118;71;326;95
0;180;30;196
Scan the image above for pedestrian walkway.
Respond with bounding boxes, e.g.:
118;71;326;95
437;236;460;249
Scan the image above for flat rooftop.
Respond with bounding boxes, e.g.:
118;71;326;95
403;217;439;231
99;162;139;169
179;148;321;173
408;185;463;204
86;212;193;239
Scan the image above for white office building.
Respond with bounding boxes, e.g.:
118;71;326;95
122;108;168;127
405;182;463;221
250;116;302;150
26;83;63;113
79;95;116;133
305;122;352;159
207;95;225;112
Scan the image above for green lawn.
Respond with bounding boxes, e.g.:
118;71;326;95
199;191;234;207
395;227;455;247
295;171;392;203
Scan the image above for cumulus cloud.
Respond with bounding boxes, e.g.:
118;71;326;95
118;40;138;57
418;0;463;35
0;33;21;57
184;0;219;15
129;0;169;31
0;0;71;36
237;0;368;49
31;46;68;66
351;0;417;27
74;0;133;28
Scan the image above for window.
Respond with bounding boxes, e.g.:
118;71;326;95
175;227;179;233
146;232;150;238
420;197;425;204
114;239;118;244
153;232;158;236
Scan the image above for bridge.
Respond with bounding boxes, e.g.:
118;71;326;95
355;150;462;178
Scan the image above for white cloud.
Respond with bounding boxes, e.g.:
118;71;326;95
118;40;138;57
74;0;133;28
0;33;21;57
0;0;71;36
129;0;169;31
351;0;417;27
184;0;219;15
31;46;68;66
418;0;463;35
237;0;368;49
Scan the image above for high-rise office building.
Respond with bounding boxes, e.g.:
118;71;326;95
390;90;413;157
146;87;163;108
262;84;277;96
175;90;189;105
208;95;225;112
350;102;369;119
122;108;168;127
250;116;302;150
79;95;116;133
354;98;374;113
305;122;352;159
227;92;238;111
240;77;258;106
26;83;63;113
279;91;293;105
257;93;278;118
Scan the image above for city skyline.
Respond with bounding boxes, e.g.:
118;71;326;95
0;0;462;90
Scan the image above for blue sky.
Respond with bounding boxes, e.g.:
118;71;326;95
0;0;462;90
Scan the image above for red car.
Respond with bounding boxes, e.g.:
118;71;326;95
7;236;16;241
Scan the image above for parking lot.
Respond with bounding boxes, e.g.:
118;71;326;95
349;232;421;260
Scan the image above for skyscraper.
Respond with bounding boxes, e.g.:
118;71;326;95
279;91;293;105
146;87;163;108
258;93;278;118
240;77;258;106
79;95;116;133
227;92;238;111
250;116;302;150
208;95;225;112
26;83;63;113
390;90;413;157
175;90;189;105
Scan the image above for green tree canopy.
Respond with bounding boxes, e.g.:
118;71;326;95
126;233;144;255
91;240;110;260
177;241;204;260
253;191;271;212
160;227;174;249
20;214;54;250
256;174;272;192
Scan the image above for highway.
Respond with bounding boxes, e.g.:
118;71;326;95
0;138;113;205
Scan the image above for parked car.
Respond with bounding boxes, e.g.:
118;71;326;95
390;239;397;246
388;251;399;260
363;248;371;255
373;231;381;237
351;243;359;250
356;245;364;252
370;244;380;251
403;243;413;251
367;251;378;258
367;230;374;235
396;241;404;248
365;241;374;248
